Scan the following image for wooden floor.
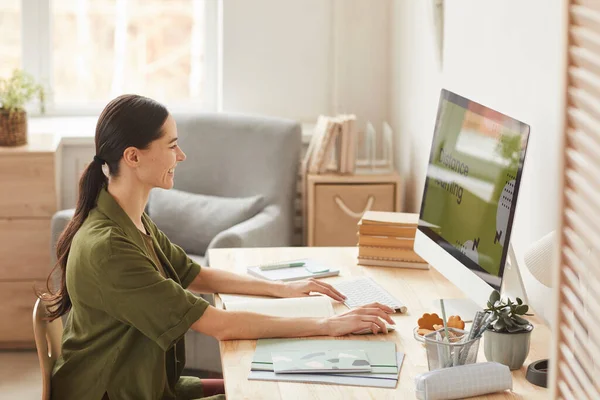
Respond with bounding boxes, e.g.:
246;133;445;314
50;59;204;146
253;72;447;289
0;350;221;399
0;351;42;399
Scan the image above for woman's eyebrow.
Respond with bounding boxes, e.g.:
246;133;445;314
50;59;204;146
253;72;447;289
168;137;178;144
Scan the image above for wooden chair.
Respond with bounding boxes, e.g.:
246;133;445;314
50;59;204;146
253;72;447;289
32;298;63;400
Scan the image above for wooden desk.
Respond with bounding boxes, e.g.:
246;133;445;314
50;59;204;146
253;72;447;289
209;247;550;399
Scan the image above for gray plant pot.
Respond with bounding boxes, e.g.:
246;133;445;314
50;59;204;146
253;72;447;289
483;325;533;370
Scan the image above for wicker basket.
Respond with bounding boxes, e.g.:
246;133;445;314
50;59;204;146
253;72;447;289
0;109;27;146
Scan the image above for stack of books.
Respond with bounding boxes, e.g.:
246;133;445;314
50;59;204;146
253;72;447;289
302;114;357;176
357;211;429;269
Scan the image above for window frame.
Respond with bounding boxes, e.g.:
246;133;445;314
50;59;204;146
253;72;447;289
20;0;220;116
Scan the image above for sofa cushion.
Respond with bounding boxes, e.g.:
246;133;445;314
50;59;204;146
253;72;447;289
148;188;264;255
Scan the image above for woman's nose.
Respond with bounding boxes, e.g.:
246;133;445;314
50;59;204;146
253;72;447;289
177;147;186;161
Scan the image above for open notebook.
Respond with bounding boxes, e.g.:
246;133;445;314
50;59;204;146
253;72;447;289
218;294;335;318
218;293;395;334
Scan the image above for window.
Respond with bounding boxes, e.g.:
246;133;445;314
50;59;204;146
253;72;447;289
0;0;21;78
9;0;218;115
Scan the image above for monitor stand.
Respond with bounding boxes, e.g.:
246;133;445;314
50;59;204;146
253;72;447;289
432;244;528;322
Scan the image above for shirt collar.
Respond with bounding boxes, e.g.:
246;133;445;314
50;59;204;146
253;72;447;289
96;187;146;250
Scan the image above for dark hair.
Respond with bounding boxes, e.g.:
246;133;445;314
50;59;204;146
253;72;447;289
41;94;169;320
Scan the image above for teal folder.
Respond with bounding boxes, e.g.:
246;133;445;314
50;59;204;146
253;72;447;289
252;339;398;375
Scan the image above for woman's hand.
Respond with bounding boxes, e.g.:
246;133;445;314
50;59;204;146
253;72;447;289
323;303;396;336
277;278;347;302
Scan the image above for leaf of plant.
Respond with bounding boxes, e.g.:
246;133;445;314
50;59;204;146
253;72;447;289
516;305;529;315
503;316;515;327
516;297;523;305
506;323;522;333
513;315;529;325
490;290;501;305
494;318;506;331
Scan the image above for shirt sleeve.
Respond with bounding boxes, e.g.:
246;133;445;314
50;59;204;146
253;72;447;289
144;214;201;289
98;233;210;351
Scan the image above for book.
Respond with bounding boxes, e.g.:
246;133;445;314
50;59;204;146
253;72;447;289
248;353;404;389
360;211;419;226
357;234;415;248
246;258;340;282
345;115;357;173
219;294;335;318
308;117;337;174
317;119;341;174
357;224;417;238
357;257;430;270
358;246;426;262
339;115;349;173
272;349;371;374
252;339;398;374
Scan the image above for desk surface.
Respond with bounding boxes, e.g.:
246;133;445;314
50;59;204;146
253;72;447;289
209;247;550;400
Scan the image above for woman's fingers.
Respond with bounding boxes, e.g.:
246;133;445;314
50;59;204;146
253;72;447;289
371;323;379;335
310;282;344;302
362;315;388;334
351;307;395;325
311;278;346;301
363;302;395;314
309;279;346;302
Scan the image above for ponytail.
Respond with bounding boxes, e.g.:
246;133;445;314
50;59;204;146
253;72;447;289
40;157;107;320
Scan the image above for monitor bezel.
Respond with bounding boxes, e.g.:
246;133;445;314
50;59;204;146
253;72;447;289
417;88;531;290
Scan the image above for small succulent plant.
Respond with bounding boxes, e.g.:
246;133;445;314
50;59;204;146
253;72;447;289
484;290;533;333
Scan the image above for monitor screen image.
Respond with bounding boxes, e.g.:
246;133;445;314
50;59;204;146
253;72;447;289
418;89;530;289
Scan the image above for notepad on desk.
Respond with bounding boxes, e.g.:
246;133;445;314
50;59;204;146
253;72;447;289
272;349;371;374
218;293;335;318
249;339;403;388
246;258;340;282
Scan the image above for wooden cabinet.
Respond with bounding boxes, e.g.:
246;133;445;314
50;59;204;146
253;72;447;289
305;173;401;246
0;134;60;348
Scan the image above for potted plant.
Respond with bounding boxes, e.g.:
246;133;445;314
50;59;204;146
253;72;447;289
0;69;45;146
483;289;534;370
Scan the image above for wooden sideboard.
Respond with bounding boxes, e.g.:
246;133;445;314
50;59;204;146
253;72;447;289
0;134;61;348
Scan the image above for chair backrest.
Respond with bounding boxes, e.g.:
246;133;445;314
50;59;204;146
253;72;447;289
33;298;63;400
172;113;302;209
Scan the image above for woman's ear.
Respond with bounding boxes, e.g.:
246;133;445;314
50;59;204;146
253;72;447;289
122;147;140;167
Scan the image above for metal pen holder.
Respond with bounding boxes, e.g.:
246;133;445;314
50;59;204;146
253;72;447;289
424;328;481;371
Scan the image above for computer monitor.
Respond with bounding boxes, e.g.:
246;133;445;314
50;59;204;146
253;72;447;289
414;89;530;318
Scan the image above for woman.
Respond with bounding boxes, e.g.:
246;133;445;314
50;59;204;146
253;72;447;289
44;94;394;400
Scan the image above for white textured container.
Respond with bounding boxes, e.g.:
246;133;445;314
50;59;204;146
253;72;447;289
483;325;533;370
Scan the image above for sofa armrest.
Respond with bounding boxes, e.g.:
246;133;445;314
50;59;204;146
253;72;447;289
51;209;75;265
205;205;288;264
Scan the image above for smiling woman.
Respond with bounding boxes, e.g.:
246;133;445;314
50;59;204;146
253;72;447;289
40;94;393;400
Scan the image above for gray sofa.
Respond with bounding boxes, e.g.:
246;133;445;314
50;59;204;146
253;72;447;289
50;113;302;373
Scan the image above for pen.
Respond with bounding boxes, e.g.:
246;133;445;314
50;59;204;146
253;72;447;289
259;262;306;271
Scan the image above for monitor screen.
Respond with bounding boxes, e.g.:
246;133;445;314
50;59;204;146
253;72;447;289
418;89;530;289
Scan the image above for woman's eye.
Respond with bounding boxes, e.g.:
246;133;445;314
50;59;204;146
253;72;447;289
170;144;178;149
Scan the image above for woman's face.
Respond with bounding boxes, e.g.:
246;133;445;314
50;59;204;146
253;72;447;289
137;114;186;190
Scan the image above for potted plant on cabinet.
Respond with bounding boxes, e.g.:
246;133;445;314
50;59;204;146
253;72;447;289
483;289;534;370
0;69;45;146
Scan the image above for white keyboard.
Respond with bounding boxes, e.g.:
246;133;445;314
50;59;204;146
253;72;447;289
334;277;407;314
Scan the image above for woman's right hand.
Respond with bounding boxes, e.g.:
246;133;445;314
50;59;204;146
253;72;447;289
324;302;396;336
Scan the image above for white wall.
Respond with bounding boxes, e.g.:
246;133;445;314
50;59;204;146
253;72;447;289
221;0;391;128
390;0;564;324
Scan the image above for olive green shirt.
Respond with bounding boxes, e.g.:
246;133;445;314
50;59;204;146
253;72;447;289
51;188;222;400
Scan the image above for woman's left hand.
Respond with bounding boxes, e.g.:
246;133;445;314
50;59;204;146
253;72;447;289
277;278;347;302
